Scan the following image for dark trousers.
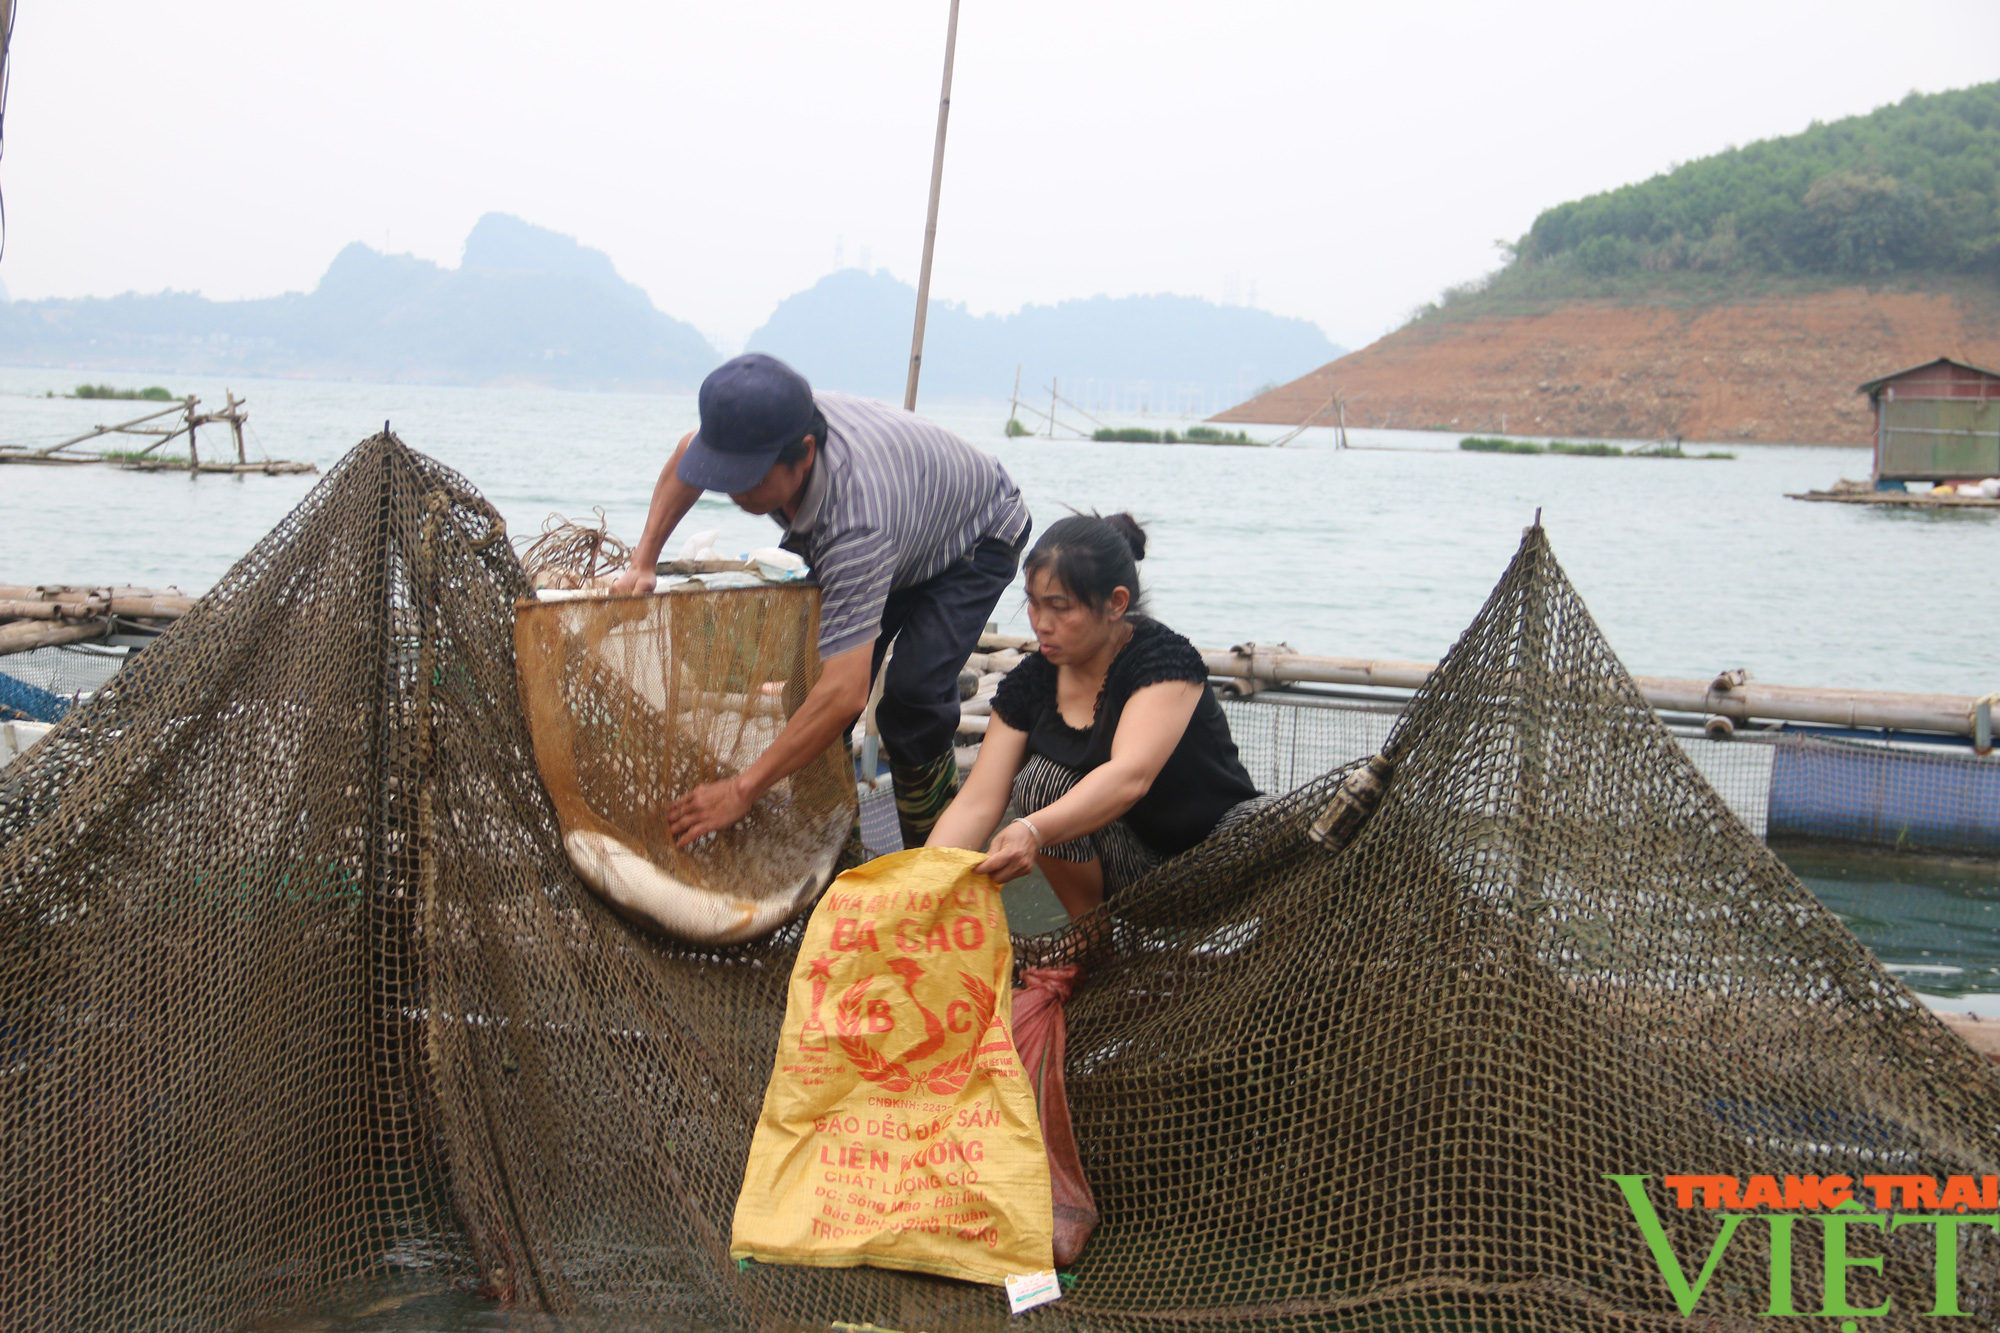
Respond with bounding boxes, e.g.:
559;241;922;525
869;529;1026;769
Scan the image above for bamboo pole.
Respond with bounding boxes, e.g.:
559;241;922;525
0;584;186;601
902;0;961;412
970;632;1993;740
1193;645;1987;738
0;620;111;656
1270;385;1341;448
0;588;195;620
105;594;195;618
227;391;246;464
1046;383;1116;435
34;400;191;456
1007;397;1088;439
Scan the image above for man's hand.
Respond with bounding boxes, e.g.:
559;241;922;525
973;819;1039;883
610;562;656;597
668;776;757;848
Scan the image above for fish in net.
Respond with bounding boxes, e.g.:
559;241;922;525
3;431;1998;1331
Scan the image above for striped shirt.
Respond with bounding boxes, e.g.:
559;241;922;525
778;392;1030;657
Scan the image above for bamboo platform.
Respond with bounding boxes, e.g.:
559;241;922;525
0;451;316;474
0;584;193;657
0;393;316;475
1788;489;2000;508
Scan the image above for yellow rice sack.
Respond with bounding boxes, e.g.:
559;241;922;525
730;847;1055;1285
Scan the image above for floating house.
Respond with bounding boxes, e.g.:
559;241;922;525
1861;356;2000;485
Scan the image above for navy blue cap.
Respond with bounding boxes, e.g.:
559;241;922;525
678;353;817;493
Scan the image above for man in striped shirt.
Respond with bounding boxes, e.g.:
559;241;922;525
612;353;1031;851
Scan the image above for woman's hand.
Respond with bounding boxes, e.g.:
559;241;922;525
973;819;1040;883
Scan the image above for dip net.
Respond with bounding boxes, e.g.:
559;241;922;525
514;587;854;941
4;432;1997;1331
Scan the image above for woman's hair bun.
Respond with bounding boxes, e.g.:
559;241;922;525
1022;508;1150;614
1103;511;1148;562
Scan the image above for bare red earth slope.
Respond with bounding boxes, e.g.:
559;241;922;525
1215;289;2000;445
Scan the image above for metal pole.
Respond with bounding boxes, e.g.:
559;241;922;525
903;0;961;412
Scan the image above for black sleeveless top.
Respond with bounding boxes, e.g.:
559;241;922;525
990;617;1260;858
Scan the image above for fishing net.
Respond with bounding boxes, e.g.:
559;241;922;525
514;587;853;941
4;431;1998;1332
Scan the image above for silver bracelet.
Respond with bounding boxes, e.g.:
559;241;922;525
1011;815;1044;849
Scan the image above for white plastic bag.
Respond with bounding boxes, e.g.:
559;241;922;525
748;546;810;581
677;529;723;562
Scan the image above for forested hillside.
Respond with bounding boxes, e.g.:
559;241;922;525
1218;82;2000;444
1456;82;2000;311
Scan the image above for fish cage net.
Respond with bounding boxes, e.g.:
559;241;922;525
4;432;1999;1332
1218;695;2000;858
0;642;130;699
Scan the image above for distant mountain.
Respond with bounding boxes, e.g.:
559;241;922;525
746;268;1342;412
0;214;720;390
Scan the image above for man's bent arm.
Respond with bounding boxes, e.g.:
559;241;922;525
613;432;704;593
666;639;876;846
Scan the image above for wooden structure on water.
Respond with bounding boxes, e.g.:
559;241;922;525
1863;357;2000;484
0;393;316;475
1789;356;2000;508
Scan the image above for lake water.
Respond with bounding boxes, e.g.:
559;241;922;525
5;366;1997;693
7;367;2000;1331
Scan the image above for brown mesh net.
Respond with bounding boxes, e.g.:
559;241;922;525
4;432;1998;1331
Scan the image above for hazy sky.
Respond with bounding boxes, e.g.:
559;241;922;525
4;1;1997;355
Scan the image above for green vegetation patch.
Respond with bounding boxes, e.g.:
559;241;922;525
1004;418;1033;437
1092;425;1263;445
1460;436;1546;454
1631;441;1735;460
73;384;177;401
1462;436;1733;460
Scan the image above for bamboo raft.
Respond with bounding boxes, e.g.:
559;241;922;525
1788;488;2000;508
0;393;316;474
0;584;194;657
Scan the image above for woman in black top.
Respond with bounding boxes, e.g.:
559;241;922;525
928;512;1263;920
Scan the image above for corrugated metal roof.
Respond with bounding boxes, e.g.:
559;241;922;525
1858;356;2000;395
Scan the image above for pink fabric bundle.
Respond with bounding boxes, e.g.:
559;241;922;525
1012;964;1098;1267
